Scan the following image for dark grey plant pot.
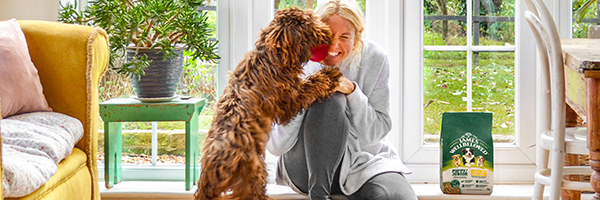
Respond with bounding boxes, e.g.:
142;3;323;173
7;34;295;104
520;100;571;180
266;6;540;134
127;47;184;98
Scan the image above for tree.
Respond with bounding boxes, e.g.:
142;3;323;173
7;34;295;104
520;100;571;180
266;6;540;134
436;0;450;41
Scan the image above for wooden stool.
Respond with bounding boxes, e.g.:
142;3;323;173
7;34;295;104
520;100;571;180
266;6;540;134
100;98;207;190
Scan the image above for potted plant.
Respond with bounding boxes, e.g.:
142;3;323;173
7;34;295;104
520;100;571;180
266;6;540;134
59;0;219;99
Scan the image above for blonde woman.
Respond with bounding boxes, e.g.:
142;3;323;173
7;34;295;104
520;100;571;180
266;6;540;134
267;0;417;199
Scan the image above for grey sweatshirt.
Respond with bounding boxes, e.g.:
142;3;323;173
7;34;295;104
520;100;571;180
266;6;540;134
267;40;412;195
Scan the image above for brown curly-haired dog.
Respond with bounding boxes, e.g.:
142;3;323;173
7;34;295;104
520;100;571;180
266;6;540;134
195;7;342;200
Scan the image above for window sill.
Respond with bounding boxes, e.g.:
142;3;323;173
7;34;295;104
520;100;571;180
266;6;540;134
99;181;591;200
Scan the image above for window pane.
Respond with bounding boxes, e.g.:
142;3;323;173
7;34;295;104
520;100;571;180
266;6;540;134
424;0;467;46
114;122;185;166
423;51;468;143
423;0;516;144
423;51;515;144
473;52;515;143
572;0;599;38
475;21;515;45
472;0;515;46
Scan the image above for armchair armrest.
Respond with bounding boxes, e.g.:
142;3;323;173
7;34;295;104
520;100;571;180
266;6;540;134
17;20;109;199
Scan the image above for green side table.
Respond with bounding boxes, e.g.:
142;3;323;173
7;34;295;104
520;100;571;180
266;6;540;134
100;98;207;190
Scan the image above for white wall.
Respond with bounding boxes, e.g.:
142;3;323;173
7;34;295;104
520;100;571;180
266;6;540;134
0;0;61;21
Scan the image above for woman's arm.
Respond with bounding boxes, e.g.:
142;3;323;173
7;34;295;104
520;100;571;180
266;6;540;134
267;110;305;156
346;55;392;147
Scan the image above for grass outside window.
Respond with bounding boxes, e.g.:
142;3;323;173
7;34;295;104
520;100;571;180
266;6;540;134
424;22;515;142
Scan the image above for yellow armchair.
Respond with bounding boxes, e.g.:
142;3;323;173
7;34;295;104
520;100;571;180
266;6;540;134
0;20;108;200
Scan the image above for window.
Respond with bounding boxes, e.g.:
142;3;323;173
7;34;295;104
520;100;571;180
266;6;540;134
399;0;573;182
422;0;516;144
404;0;529;182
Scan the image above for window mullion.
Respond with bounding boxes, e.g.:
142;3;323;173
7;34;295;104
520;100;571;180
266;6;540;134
467;0;473;112
152;121;158;166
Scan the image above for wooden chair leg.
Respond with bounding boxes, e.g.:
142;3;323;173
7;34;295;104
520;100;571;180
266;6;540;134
562;104;581;200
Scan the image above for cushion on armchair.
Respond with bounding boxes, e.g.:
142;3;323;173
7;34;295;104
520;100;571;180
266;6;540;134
1;112;83;197
0;18;52;118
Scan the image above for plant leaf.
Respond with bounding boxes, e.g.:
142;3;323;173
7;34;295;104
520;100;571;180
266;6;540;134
575;0;596;24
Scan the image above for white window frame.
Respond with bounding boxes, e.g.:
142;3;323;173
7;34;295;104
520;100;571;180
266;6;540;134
401;0;537;183
386;0;571;183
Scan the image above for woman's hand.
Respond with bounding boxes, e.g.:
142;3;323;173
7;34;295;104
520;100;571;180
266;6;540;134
336;76;355;95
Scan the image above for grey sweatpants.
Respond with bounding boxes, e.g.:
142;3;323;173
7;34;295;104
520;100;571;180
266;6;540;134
280;93;418;200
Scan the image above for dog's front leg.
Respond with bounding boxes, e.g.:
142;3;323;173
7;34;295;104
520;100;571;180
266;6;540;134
277;66;342;124
298;66;342;105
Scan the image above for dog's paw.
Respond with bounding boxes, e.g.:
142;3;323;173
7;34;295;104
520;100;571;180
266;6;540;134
319;66;342;88
320;66;342;78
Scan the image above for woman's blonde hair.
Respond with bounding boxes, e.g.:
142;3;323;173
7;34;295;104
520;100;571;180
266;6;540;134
315;0;364;69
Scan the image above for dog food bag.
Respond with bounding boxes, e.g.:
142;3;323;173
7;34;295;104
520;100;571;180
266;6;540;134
440;112;493;195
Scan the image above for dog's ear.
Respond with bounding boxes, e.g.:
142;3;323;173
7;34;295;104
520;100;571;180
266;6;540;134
262;25;303;67
265;8;313;66
257;8;331;68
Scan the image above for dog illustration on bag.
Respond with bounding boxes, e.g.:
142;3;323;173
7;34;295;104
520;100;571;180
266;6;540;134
476;156;485;168
452;154;461;167
462;148;475;167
